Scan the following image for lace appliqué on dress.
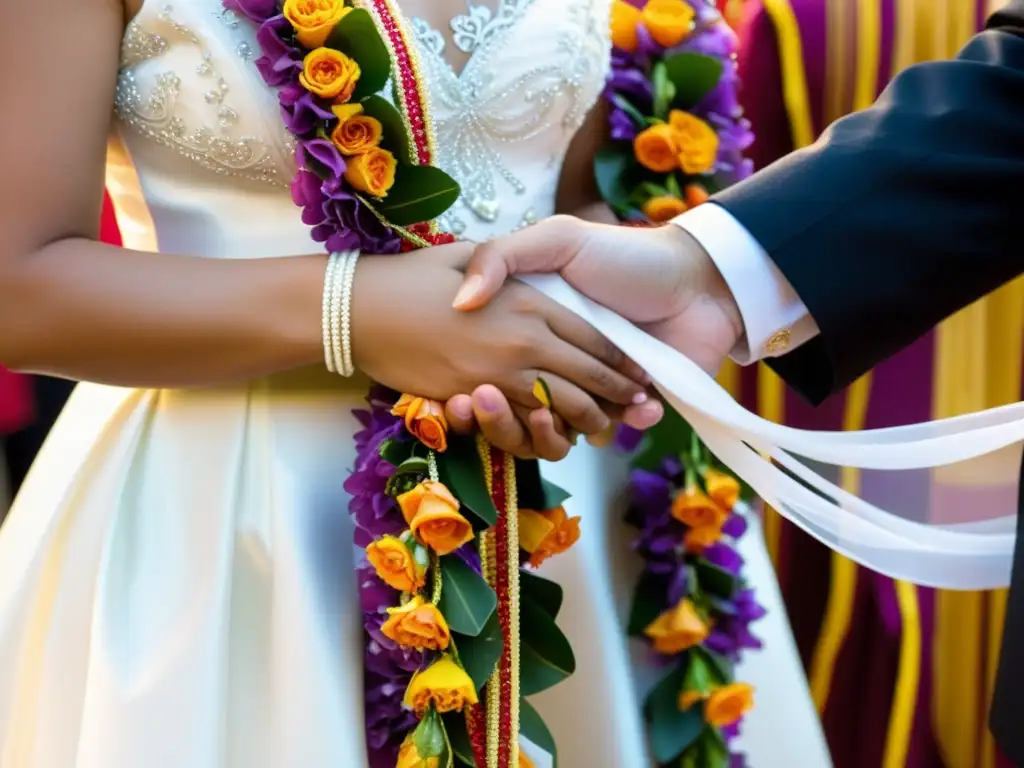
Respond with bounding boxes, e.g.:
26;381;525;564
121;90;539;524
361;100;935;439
410;0;611;234
115;4;287;187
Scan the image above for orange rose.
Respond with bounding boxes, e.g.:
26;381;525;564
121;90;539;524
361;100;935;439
634;123;679;173
678;689;706;710
684;523;723;552
705;682;755;727
643;598;709;654
610;0;642;52
391;394;449;452
344;147;397;198
331;109;384;156
404;656;478;714
299;47;361;102
704;468;740;510
519;751;536;768
671;483;729;529
642;195;688;222
283;0;351;49
396;733;440;768
641;0;696;47
398;481;475;555
366;535;426;593
668;110;719;174
381;595;451;651
518;507;581;568
684;183;710;207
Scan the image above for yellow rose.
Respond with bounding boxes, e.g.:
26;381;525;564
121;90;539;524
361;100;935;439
299;47;361;102
332;112;384;156
684;182;710;207
642;195;688;222
671;483;729;529
518;507;581;568
381;595;451;651
704;468;740;510
668;110;719;174
283;0;351;49
643;598;709;654
404;656;479;715
396;733;440;768
398;481;475;555
683;523;722;553
344;147;398;198
641;0;696;48
610;0;642;52
633;123;679;173
705;682;755;727
366;535;426;593
391;394;449;452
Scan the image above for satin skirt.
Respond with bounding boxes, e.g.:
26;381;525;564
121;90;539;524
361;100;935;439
0;369;830;767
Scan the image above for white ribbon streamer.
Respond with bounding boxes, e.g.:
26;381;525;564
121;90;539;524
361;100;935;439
523;274;1023;590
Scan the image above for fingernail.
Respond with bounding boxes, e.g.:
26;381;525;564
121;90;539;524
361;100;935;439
476;388;500;413
632;391;649;405
452;275;482;309
448;397;472;420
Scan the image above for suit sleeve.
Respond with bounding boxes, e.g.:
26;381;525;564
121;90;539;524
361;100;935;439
712;3;1024;404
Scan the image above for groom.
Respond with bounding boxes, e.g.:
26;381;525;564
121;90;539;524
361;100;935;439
448;0;1024;762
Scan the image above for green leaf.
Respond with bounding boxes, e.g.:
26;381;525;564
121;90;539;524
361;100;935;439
455;611;503;690
379;437;413;466
695;560;738;600
700;646;735;684
359;94;414;164
664;52;724;111
682;649;715;700
442;713;478;767
436;435;498;526
627;571;667;636
665;173;683;199
375;164;461;226
644;665;704;763
395;456;429;476
325;9;392;101
652;61;677;119
437;556;497;636
640;181;669;199
593;146;634;210
520;600;576;695
520;699;558;768
413;705;446;759
610;93;647;128
513;461;571;512
520;570;563;620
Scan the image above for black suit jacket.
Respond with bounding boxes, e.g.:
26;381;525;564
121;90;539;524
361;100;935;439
714;4;1024;763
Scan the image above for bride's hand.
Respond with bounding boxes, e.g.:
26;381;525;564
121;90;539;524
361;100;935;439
351;241;649;439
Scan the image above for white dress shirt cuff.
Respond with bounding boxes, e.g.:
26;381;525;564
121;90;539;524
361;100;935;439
670;204;820;365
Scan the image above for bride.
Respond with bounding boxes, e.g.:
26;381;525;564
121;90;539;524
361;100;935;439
0;0;830;765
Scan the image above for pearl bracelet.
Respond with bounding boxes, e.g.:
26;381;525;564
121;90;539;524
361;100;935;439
321;249;360;377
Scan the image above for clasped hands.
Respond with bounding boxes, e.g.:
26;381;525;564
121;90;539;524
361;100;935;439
351;215;742;461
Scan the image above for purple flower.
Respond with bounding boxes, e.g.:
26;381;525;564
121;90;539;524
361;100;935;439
298;138;346;179
255;16;302;88
722;511;748;539
613;424;645;451
280;84;336;136
703;542;744;574
224;0;277;23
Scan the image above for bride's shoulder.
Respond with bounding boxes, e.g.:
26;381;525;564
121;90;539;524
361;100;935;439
123;0;146;23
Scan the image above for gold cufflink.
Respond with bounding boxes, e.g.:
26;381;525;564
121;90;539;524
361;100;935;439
764;329;792;355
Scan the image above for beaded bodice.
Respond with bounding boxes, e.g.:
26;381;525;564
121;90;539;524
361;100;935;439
110;0;612;256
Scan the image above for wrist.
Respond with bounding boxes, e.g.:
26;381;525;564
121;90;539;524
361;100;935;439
661;224;744;352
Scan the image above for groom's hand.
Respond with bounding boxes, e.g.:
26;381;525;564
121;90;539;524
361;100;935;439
453;215;744;375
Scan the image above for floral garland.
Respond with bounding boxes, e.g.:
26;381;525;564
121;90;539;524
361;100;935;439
598;2;764;766
226;1;581;766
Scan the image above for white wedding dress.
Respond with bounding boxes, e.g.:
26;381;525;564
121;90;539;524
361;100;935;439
0;0;830;765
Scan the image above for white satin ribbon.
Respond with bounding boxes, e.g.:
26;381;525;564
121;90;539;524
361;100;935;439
523;274;1024;590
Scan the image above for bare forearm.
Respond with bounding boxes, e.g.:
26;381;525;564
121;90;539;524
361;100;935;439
0;239;326;387
572;201;619;225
